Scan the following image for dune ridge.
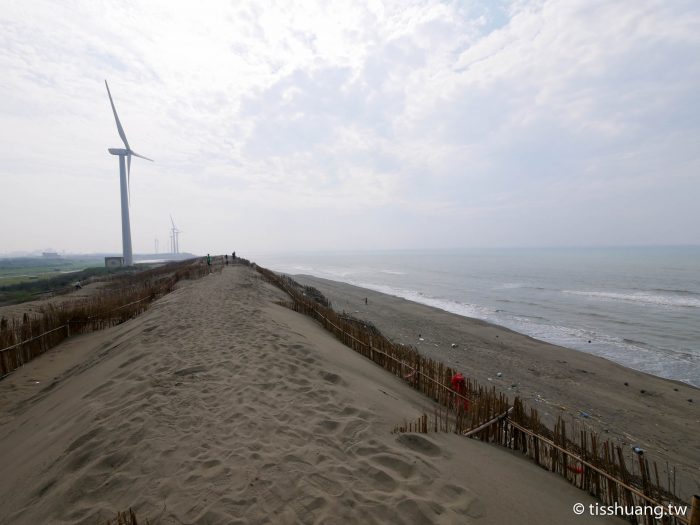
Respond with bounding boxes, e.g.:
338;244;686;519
1;265;621;524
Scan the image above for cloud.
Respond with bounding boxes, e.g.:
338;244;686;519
0;0;699;254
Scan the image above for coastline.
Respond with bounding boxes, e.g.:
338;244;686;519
0;265;623;524
258;247;700;389
292;274;700;498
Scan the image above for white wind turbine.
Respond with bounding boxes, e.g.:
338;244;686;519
105;80;153;266
170;215;181;254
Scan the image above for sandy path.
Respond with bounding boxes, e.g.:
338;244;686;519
0;266;620;524
292;275;700;499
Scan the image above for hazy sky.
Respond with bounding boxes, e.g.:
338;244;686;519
1;0;699;256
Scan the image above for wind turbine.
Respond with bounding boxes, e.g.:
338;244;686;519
170;215;181;254
105;80;153;266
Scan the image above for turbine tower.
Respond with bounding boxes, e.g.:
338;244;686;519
105;80;153;266
170;215;181;254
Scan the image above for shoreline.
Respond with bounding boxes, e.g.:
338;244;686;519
292;272;699;386
0;265;623;524
289;272;698;389
292;273;700;498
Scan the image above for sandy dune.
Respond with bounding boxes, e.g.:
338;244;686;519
292;275;700;500
0;266;619;524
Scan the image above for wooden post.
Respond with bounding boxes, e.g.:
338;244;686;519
690;495;700;525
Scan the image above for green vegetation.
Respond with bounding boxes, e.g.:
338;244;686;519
0;257;109;305
0;257;101;284
0;257;170;306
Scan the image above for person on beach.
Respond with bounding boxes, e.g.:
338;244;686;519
451;373;469;411
207;254;212;272
232;251;236;259
225;254;228;265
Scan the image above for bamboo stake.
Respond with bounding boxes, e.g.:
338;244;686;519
690;495;700;525
259;265;691;518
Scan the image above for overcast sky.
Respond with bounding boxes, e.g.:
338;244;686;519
1;0;698;256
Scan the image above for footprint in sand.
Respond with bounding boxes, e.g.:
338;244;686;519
395;433;442;457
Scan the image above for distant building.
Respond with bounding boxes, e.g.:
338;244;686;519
42;252;60;259
105;256;124;269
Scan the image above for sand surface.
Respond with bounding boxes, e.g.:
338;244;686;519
293;275;700;500
0;266;621;524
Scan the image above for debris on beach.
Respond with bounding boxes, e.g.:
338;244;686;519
451;343;457;348
496;372;502;378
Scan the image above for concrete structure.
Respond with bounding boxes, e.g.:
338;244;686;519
105;256;124;269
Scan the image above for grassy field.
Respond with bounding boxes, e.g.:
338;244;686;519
0;257;104;285
0;257;111;305
0;256;183;306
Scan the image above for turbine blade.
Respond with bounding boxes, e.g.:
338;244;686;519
130;150;154;162
127;154;132;204
104;80;130;150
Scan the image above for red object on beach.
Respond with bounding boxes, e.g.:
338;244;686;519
567;465;584;474
451;373;469;410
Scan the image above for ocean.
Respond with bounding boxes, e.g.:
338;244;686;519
254;247;700;388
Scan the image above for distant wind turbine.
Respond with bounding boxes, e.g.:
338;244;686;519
105;80;153;266
170;215;181;254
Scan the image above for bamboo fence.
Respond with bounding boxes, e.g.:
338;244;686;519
255;265;695;525
0;257;215;378
1;258;694;524
105;508;146;525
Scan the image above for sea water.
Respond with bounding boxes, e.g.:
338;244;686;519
254;247;700;388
